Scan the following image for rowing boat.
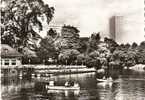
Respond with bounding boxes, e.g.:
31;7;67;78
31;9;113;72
46;85;80;90
96;79;113;82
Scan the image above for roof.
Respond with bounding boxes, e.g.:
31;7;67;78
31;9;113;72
23;47;37;57
80;37;89;41
1;44;23;58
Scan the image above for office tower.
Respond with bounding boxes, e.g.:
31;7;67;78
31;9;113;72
109;15;144;44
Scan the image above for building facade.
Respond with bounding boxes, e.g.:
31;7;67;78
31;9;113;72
1;44;23;69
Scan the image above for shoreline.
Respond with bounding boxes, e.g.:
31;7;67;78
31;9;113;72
130;64;145;71
34;65;96;75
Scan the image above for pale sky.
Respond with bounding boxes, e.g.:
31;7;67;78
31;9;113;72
38;0;144;43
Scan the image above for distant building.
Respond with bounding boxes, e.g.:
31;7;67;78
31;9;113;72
109;16;116;40
1;44;23;68
109;15;144;44
109;16;124;42
112;16;126;43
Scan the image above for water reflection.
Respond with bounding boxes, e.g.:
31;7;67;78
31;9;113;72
1;77;35;100
47;89;80;97
1;70;145;100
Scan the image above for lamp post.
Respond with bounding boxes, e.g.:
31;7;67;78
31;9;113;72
28;58;31;66
82;60;83;66
75;60;78;65
66;59;67;65
43;59;45;65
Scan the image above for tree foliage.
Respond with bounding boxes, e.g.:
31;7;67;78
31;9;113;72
104;37;118;53
1;0;54;48
111;49;137;68
89;32;101;51
58;49;80;65
131;42;138;49
47;28;57;38
54;25;80;51
36;36;58;62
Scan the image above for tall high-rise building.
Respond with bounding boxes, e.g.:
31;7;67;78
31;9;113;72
109;15;144;44
109;16;130;43
109;16;116;40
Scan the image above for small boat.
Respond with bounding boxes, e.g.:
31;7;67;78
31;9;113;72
97;78;113;82
46;81;80;90
97;81;113;87
46;85;80;90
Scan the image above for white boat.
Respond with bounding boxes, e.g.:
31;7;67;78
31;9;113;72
46;85;80;90
97;78;113;82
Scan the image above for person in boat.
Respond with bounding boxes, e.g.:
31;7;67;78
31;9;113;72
65;81;71;87
103;76;106;80
73;82;79;87
49;81;54;86
108;77;113;81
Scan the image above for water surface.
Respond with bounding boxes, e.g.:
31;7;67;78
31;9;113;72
1;69;145;100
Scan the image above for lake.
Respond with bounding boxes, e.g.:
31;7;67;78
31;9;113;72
1;69;145;100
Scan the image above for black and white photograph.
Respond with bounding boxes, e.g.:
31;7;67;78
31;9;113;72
0;0;145;100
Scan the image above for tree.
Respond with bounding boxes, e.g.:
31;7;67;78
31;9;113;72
36;36;58;63
124;43;131;49
89;32;101;50
47;28;57;38
131;42;138;49
77;54;86;65
54;25;80;51
58;49;80;65
139;41;145;49
136;49;145;64
1;0;54;48
111;49;137;68
91;32;101;42
79;37;89;53
85;51;101;69
85;42;111;69
104;37;118;53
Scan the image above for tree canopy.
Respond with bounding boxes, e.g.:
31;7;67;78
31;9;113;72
1;0;54;48
36;35;58;62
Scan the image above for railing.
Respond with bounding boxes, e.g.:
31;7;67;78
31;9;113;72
1;65;23;69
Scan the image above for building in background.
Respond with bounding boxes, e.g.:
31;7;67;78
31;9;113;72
109;15;144;44
109;16;124;43
109;16;116;40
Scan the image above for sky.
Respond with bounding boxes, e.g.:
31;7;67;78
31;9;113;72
39;0;144;43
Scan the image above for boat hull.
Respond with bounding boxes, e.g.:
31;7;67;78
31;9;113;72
97;79;113;82
46;85;80;90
